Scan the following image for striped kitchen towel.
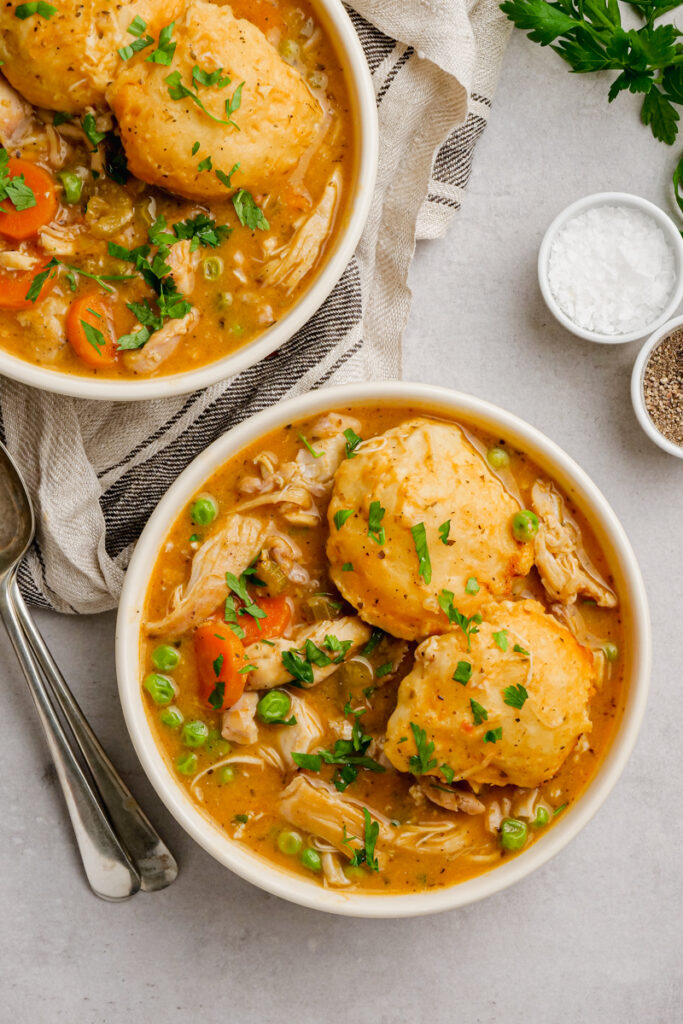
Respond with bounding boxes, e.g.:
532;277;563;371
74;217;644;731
0;0;511;613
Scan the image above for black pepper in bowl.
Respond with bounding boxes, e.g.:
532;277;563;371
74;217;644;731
642;328;683;448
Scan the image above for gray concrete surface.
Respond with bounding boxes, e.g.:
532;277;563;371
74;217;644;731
2;30;682;1024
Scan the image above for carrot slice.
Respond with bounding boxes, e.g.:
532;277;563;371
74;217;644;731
0;159;57;241
0;260;55;310
237;595;291;646
194;624;249;711
65;293;118;368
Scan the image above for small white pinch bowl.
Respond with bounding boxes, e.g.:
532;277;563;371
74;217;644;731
538;192;683;345
117;381;651;918
631;315;683;459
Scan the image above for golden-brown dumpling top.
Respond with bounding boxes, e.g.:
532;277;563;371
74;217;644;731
107;0;323;200
384;600;596;789
326;418;534;641
0;0;186;113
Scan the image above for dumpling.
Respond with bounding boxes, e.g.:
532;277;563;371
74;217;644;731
384;599;597;789
107;0;323;201
0;0;186;113
326;418;534;640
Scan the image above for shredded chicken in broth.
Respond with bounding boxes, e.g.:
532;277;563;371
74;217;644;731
0;0;352;378
140;405;626;894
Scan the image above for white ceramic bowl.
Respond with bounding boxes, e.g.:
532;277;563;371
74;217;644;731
538;192;683;344
631;315;683;459
116;382;651;917
0;1;378;402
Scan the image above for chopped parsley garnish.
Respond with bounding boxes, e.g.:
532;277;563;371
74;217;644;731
343;808;379;871
0;148;36;213
147;22;177;65
376;661;393;678
232;188;269;230
440;764;455;784
238;664;256;674
53;111;73;127
438;590;481;649
225;570;266;625
104;133;129;184
282;649;314;686
484;727;502;743
208;680;225;710
465;576;480;595
410;522;431;584
191;141;200;156
553;803;568;816
333;509;353;530
81;113;106;150
173;213;230;251
189;533;201;543
493;629;509;652
25;257;135;305
197;155;212;172
292;708;384;792
408;722;437;774
298;432;323;458
453;660;472;685
342;562;353;571
80;320;105;356
118;17;153;60
215;162;240;190
15;1;56;19
323;634;352;662
367;500;386;545
234;813;249;824
343;427;362;458
212;653;224;677
503;684;528;710
513;643;530;656
470;699;488;726
439;520;451;545
361;629;383;657
304;639;332;667
165;65;243;126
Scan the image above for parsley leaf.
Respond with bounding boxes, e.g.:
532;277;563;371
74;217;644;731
53;111;73;127
408;721;438;774
224;595;246;640
298;432;323;458
173;213;230;250
147;22;177;65
513;643;530;656
367;500;386;545
343;808;380;871
343;427;363;458
465;576;480;595
361;629;383;657
81;113;106;150
493;629;509;652
15;1;56;19
453;660;472;685
80;320;105;356
438;590;481;649
215;162;240;190
208;680;225;710
0;148;36;213
165;66;243;126
470;699;488;726
197;155;213;172
503;684;529;710
232;188;269;230
438;520;451;545
440;764;455;784
333;509;353;530
225;571;266;625
410;522;431;584
282;649;314;685
484;727;503;743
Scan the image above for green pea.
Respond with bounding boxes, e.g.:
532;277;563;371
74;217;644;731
159;705;183;729
500;816;528;851
181;720;209;748
602;642;619;662
219;765;237;784
152;644;180;671
257;689;292;724
533;807;550;828
206;729;232;758
511;510;539;543
190;494;218;526
175;752;198;776
143;673;175;706
487;446;510;469
57;170;83;204
202;256;223;281
277;830;303;856
300;847;322;873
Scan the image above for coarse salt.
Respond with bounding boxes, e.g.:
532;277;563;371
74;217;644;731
547;205;676;335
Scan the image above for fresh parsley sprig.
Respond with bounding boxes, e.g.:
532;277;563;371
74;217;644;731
501;0;683;144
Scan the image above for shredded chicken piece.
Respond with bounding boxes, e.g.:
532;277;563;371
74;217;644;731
166;239;200;295
0;74;33;147
393;819;488;857
235;413;362;525
260;168;341;292
531;480;617;607
0;248;40;270
417;778;485;815
270;692;324;769
123;308;200;374
221;692;259;746
16;294;68;362
146;514;269;636
38;223;79;256
278;775;390;865
244;616;371;691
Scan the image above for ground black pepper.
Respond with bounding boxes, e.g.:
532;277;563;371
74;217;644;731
643;328;683;447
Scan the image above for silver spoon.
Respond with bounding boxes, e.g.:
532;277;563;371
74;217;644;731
0;441;175;898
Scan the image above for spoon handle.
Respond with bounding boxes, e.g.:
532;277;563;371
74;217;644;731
11;583;178;892
0;573;141;901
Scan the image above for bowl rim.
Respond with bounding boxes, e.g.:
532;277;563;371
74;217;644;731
631;314;683;459
115;381;651;918
0;0;379;402
538;191;683;345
